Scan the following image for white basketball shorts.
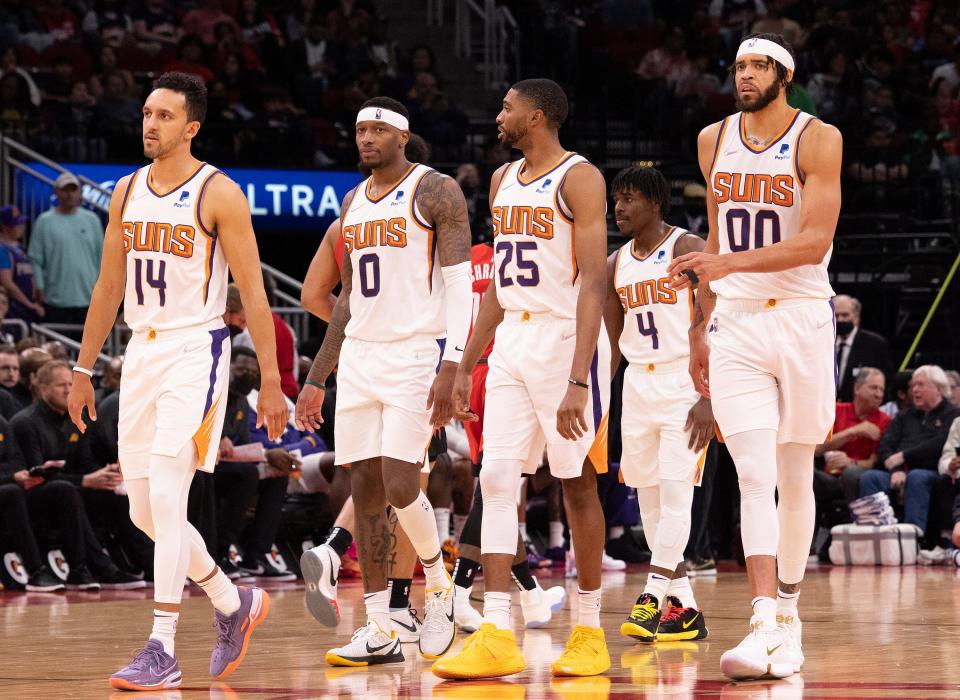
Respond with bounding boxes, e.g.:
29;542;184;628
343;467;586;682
708;297;836;444
620;358;708;488
483;311;611;479
118;320;231;479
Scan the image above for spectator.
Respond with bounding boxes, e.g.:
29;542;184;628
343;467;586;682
0;72;37;143
81;0;133;49
288;17;339;97
947;370;960;407
93;71;143;151
38;57;75;105
164;34;215;84
224;283;247;340
0;344;19;420
33;0;80;46
929;44;960;92
834;294;893;402
132;0;183;54
8;348;51;412
88;45;135;101
28;172;104;326
847;123;910;185
669;183;708;236
183;0;240;46
232;272;298;398
236;0;285;72
806;50;858;128
939;416;960;547
0;288;16;345
882;370;913;418
94;356;122;406
859;365;960;534
0;46;41;107
11;361;142;589
244;88;312;166
455;163;488;242
635;27;690;87
750;0;805;49
41;340;68;361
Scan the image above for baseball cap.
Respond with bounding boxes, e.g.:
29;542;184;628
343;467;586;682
54;172;80;189
0;206;25;227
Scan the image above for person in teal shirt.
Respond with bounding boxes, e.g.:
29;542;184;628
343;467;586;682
28;172;104;325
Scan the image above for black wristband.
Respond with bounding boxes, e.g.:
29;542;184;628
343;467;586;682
305;379;324;389
568;378;588;389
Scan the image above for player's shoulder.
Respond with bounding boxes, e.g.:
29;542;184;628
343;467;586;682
798;117;841;147
697;119;728;149
673;229;706;257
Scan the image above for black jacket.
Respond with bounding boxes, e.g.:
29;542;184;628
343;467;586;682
10;401;96;487
0;415;26;484
876;400;960;472
837;327;894;402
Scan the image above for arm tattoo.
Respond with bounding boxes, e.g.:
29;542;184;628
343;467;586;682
416;171;471;266
306;242;352;385
690;284;715;331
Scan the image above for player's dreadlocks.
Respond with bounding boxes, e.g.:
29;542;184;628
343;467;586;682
611;166;671;219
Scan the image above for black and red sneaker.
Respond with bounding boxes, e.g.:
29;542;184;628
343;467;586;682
656;595;709;642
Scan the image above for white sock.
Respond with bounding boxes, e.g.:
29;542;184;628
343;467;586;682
752;596;777;629
642;573;670;605
609;525;624;539
549;521;565;549
365;589;393;633
394;491;445;586
453;514;468;541
668;576;697;609
577;588;601;628
434;507;451;541
777;587;800;617
483;591;511;629
197;568;240;616
422;553;450;590
519;521;529;542
150;610;178;656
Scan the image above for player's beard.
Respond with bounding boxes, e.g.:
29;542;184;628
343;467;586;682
500;123;527;147
736;80;781;113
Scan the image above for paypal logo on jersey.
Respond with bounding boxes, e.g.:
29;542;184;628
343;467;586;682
535;178;553;194
775;143;790;160
654;250;667;264
390;190;405;206
173;190;191;208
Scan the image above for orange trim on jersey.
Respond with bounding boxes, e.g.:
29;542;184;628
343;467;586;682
588;412;609;474
630;226;676;262
552;162;577;224
120;169;140;221
612;247;623;290
193;396;221;464
490;161;518;204
708;117;729;177
693;443;708;485
570;223;578;284
738;109;801;154
713;421;725;444
426;228;436;293
146;161;207;198
408;168;435;232
792;117;817;187
364;163;417;204
193;169;221;304
516;151;577;186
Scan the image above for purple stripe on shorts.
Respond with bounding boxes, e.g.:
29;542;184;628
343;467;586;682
436;338;446;374
202;326;230;418
589;349;601;432
828;298;838;394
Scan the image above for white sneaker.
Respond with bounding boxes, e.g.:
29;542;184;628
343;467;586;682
389;606;422;643
325;621;403;667
776;612;804;672
453;584;483;632
419;573;456;659
520;576;567;628
918;546;945;565
301;544;340;627
720;615;795;680
602;553;627;571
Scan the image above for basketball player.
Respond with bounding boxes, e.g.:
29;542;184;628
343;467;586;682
667;34;841;679
433;79;611;680
294;97;472;665
603;166;711;643
67;72;288;691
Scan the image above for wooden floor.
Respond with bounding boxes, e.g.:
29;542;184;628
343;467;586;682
3;563;960;699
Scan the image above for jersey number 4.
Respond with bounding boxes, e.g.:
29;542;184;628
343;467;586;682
133;258;166;306
726;209;781;252
636;311;659;349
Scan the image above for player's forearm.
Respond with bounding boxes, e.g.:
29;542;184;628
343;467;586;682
244;297;283;384
75;283;124;370
727;232;832;274
689;285;717;340
569;273;605;381
306;294;350;385
460;286;502;373
302;287;337;322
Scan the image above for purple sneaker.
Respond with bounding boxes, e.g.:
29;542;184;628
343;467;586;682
109;639;181;691
210;585;270;679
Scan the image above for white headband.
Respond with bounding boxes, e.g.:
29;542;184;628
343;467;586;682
356;106;409;131
736;38;795;73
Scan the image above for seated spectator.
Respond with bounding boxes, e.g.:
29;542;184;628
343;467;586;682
88;45;135;101
847;123;910;184
635;27;690;87
132;0;183;55
232;272;298;398
859;365;960;535
38;57;76;105
0;72;37;143
41;341;69;361
750;0;805;48
288;16;339;99
939;416;960;547
80;0;133;49
7;348;52;412
93;71;143;148
0;206;42;322
929;43;960;91
0;289;16;345
0;344;19;418
947;370;960;406
95;356;122;406
0;46;41;107
183;0;240;46
164;34;215;83
882;370;913;418
10;361;142;588
834;294;893;402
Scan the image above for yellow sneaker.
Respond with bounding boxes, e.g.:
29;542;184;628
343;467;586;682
550;626;611;677
431;623;526;680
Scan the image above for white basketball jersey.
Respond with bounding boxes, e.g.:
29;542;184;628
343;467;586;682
342;163;444;342
492;153;587;319
710;110;834;300
120;162;228;332
614;227;694;365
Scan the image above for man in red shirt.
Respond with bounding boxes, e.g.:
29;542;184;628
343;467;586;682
814;367;890;506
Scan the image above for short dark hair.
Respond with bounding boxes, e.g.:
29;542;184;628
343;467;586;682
37;360;70;385
0;344;16;357
510;78;568;128
231;346;258;362
405;132;430;163
153;71;207;124
360;96;410;120
736;33;796;96
611;166;671;219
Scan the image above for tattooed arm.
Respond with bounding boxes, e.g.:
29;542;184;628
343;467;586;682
294;188;357;431
416;170;472;427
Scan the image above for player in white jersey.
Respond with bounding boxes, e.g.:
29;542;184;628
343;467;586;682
434;79;612;680
602;166;712;644
667;34;842;680
293;97;472;666
67;72;287;691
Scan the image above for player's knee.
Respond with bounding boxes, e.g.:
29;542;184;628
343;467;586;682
479;459;520;507
561;474;596;509
127;498;154;539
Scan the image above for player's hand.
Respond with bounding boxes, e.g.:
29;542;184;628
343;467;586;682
427;361;458;429
257;381;289;440
67;372;97;433
890;470;906;490
689;334;711;398
667;251;732;287
453;367;478;422
684;397;714;452
557;383;589;440
294;381;325;432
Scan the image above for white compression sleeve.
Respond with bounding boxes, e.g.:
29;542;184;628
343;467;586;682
440;261;472;364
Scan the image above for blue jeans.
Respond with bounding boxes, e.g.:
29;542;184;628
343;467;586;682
859;469;941;533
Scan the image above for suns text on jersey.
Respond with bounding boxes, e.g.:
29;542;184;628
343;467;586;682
121;220;199;258
617;277;678;311
711;172;796;207
342;218;408;253
491;205;555;240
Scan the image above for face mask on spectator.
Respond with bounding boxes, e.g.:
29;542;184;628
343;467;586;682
836;320;854;336
231;374;257;396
